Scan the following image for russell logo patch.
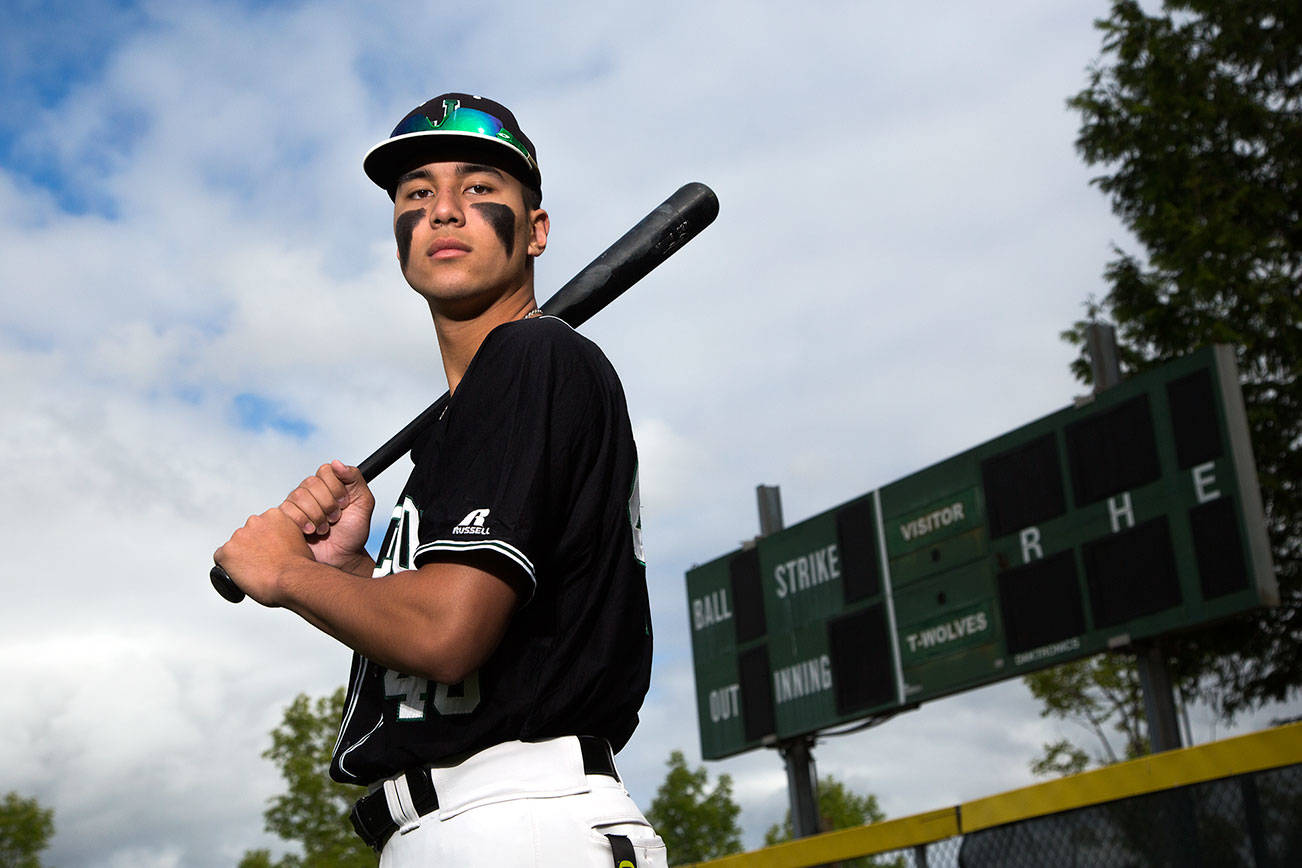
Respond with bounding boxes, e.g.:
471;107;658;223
453;508;491;535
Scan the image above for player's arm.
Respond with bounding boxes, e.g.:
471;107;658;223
281;553;518;684
214;512;518;683
217;460;519;681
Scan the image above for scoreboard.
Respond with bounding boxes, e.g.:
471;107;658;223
686;346;1276;760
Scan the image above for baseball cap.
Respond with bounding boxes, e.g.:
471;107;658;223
363;93;541;198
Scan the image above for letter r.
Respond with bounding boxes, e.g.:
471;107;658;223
1020;526;1044;562
459;508;491;527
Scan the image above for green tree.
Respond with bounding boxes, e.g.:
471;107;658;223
1025;656;1150;776
644;750;743;866
1039;0;1301;755
239;688;373;868
763;777;903;868
0;792;54;868
237;850;279;868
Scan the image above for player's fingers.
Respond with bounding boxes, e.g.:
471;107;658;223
278;500;319;536
213;513;257;561
299;475;343;519
315;462;350;507
283;484;335;533
330;459;363;488
332;460;375;507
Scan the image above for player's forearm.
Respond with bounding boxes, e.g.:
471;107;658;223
275;558;439;675
332;549;379;579
274;557;505;682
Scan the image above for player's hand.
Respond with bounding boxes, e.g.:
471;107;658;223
279;460;376;574
213;508;314;607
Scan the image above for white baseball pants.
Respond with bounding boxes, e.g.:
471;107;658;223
374;737;667;867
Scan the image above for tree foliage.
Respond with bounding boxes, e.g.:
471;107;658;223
239;688;373;868
645;750;743;866
0;792;54;868
1025;656;1151;776
237;849;280;868
763;776;902;868
1053;0;1302;731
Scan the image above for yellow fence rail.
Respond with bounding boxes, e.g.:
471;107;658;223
683;721;1302;868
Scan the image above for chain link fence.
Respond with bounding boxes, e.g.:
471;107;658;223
856;763;1301;868
955;762;1300;867
685;728;1302;868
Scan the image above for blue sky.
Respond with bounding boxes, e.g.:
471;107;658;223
3;2;1296;867
232;392;314;436
2;0;144;213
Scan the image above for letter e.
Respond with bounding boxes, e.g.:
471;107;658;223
1192;462;1220;504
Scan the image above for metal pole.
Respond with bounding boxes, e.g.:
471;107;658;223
779;735;821;839
1084;323;1183;753
1136;643;1183;752
757;484;785;536
756;485;822;839
1084;321;1122;392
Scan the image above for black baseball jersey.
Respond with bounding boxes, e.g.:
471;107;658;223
330;316;652;785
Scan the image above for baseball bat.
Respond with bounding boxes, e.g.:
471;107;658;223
212;181;719;603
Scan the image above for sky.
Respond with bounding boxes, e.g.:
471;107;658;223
2;1;1297;866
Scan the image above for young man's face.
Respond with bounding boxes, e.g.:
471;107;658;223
392;159;548;317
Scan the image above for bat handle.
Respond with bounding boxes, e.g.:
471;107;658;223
211;564;246;603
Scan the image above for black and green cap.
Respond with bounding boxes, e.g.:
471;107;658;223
363;93;541;198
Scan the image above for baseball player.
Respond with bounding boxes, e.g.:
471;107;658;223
214;93;663;866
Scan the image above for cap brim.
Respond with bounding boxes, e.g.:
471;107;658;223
363;130;540;194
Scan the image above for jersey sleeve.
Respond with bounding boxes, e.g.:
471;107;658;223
407;319;609;597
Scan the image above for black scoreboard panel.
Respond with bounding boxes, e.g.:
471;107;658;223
981;433;1066;538
837;496;882;603
828;604;896;715
729;547;766;643
1064;394;1162;506
1168;368;1223;468
687;345;1276;759
996;550;1085;655
738;644;775;743
1190;497;1249;599
1082;516;1182;629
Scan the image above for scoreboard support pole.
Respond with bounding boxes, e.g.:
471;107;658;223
1136;642;1184;752
758;484;823;839
779;736;821;840
1087;323;1184;753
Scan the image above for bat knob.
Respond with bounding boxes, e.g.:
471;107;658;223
210;564;246;604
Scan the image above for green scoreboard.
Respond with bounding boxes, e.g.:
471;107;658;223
686;346;1276;760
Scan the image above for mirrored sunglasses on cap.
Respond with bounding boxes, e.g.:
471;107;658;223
392;106;537;172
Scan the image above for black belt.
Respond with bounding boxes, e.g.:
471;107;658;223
349;735;619;853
